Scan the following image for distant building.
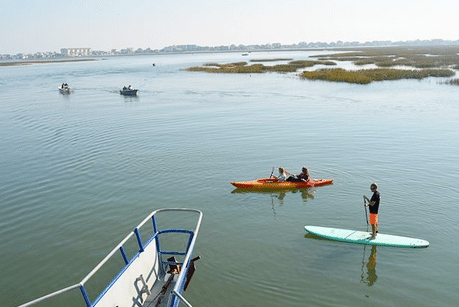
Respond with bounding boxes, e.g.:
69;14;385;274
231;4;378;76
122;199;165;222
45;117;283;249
61;48;92;57
120;48;133;55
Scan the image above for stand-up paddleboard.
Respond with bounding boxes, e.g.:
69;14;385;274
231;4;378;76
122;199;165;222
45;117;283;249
304;226;429;248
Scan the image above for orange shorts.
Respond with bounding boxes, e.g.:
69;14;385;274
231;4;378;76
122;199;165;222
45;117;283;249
369;213;379;225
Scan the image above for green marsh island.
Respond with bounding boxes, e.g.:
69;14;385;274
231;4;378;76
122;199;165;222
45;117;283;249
185;46;459;85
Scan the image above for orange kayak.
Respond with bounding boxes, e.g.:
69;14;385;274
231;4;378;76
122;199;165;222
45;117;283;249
230;178;333;189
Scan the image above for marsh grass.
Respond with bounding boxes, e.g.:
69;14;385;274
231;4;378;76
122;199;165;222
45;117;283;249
186;62;265;73
314;46;459;69
250;58;293;62
186;46;459;83
300;68;455;84
185;60;336;74
446;78;459;85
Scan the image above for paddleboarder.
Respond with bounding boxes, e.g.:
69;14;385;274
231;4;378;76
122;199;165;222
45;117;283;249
364;183;380;239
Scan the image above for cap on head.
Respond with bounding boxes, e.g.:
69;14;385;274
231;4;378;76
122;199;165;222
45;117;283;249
370;183;378;190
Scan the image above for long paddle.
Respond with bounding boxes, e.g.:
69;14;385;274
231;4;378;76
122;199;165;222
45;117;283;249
183;256;201;291
153;256;181;306
363;195;370;232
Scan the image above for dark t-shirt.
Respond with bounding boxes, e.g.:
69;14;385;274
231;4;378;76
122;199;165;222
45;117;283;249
369;191;380;214
297;173;309;181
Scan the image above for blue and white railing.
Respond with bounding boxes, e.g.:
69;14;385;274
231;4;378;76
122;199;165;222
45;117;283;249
18;208;203;307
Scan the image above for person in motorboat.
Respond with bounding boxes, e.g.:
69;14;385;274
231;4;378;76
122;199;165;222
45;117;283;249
364;183;380;239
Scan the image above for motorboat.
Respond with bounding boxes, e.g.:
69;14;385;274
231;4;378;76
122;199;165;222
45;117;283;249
120;85;138;96
59;83;72;94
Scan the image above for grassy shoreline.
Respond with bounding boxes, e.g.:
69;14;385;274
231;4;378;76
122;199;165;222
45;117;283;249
300;68;454;84
0;58;96;66
312;45;459;69
185;45;459;84
185;59;336;74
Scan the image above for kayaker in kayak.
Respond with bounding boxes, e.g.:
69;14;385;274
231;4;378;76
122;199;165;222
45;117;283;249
364;183;380;239
296;167;310;182
274;167;311;183
273;167;293;182
285;167;310;182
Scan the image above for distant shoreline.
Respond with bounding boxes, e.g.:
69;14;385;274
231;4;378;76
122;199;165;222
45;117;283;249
0;58;96;66
0;49;324;67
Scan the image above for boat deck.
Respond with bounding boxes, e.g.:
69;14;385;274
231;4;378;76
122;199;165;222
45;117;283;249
144;273;178;307
17;208;203;307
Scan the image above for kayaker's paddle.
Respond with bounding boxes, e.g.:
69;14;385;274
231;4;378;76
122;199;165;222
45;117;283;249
269;166;275;178
153;256;181;306
183;256;201;291
363;196;369;232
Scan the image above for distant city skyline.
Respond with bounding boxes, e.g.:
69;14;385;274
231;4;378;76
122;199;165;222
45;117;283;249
3;0;459;55
3;38;459;62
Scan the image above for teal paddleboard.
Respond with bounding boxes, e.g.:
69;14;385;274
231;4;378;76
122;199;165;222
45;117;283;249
305;226;429;248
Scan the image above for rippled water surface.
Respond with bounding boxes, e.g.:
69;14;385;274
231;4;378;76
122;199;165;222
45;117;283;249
1;52;459;307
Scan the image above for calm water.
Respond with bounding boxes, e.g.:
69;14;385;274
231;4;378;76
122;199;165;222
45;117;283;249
1;51;459;307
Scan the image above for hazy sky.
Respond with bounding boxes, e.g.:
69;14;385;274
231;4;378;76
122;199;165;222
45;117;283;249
2;0;459;54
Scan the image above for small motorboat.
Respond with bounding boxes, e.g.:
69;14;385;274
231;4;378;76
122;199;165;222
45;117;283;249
18;208;203;307
120;85;138;96
58;83;72;94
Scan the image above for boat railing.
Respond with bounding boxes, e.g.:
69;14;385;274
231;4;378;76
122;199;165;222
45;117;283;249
18;208;203;307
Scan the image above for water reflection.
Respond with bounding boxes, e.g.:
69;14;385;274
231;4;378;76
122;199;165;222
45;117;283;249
231;188;315;217
231;188;315;204
360;245;378;286
304;233;379;286
59;90;72;100
122;95;139;102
